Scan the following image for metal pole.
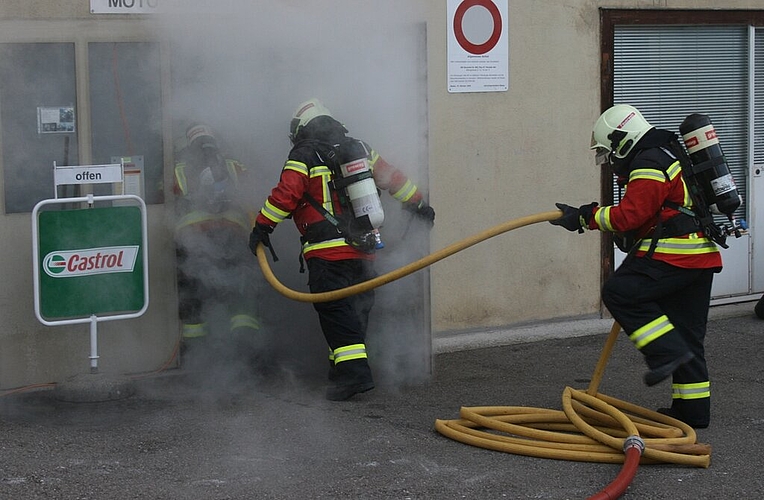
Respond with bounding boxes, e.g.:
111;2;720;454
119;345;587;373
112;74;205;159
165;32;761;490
89;315;99;374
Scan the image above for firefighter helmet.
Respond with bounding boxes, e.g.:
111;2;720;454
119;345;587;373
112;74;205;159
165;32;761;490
289;98;333;141
186;123;218;150
590;104;653;160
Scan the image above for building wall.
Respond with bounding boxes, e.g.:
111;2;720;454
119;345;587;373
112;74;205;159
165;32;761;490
0;0;758;389
423;0;760;333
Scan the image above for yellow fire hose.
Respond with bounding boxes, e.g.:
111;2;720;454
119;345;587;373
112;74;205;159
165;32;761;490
255;210;711;470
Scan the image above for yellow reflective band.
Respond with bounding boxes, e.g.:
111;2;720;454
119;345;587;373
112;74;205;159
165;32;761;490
594;206;614;231
671;381;711;400
225;159;241;183
629;315;673;349
310;165;332;177
182;322;208;339
392;180;417;202
230;314;260;331
284;160;308;176
369;149;380;166
629;168;668;183
665;161;681;180
637;236;719;255
261;200;290;224
175;163;189;196
302;238;349;254
333;343;368;363
681;178;692;207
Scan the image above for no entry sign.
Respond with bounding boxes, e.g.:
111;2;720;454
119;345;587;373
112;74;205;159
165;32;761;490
447;0;509;93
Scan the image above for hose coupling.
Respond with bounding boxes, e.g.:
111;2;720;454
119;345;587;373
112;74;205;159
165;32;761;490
623;435;645;455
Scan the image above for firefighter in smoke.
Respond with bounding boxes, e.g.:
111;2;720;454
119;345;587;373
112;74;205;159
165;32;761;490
549;104;722;429
248;98;435;401
174;123;262;364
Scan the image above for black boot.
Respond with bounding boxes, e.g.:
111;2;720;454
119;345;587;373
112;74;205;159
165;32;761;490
657;406;709;429
326;358;374;401
325;381;375;401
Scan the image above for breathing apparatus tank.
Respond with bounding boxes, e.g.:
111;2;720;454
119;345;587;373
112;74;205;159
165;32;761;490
679;113;742;217
336;139;385;249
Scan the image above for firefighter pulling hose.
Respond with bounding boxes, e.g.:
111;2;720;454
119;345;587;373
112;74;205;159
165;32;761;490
254;210;712;472
252;104;742;496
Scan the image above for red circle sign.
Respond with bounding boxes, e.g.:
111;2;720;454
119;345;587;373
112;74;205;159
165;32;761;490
453;0;502;55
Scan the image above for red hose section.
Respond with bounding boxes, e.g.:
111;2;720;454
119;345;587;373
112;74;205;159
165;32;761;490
587;447;642;500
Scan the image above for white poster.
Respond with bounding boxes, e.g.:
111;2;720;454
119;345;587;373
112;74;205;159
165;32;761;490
447;0;509;93
37;106;75;134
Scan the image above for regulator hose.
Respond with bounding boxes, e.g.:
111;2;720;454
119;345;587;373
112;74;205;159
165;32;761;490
255;209;563;303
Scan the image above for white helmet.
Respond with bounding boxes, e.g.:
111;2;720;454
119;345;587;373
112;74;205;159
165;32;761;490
185;123;218;149
289;98;334;140
590;104;653;160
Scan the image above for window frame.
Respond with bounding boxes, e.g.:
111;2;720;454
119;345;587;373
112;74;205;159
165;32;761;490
598;9;764;297
0;19;171;213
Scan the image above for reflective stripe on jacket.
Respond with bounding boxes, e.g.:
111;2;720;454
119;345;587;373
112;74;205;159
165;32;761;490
256;139;423;261
589;157;721;270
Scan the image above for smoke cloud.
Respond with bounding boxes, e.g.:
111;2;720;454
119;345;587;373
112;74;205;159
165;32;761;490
159;1;432;394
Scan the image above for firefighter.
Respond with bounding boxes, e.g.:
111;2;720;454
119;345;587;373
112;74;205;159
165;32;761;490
174;123;262;366
550;104;722;429
249;98;435;401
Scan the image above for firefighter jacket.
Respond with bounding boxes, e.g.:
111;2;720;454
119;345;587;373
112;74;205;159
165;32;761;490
173;154;252;236
256;138;424;262
587;145;722;270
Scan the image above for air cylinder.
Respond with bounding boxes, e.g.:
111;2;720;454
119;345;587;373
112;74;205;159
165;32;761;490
338;141;385;231
679;113;742;216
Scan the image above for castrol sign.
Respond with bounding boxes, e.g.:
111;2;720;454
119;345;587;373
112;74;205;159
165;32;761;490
43;246;139;278
33;203;147;322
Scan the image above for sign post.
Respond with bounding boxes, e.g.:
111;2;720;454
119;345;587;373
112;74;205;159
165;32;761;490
32;163;149;374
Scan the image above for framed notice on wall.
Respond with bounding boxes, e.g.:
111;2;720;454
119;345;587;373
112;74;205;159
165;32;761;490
37;106;75;134
447;0;509;93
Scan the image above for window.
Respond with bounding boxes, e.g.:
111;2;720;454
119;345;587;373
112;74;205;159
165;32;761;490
600;9;764;300
0;43;79;213
0;40;164;214
88;42;163;204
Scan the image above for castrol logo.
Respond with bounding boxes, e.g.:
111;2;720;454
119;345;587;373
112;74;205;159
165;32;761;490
43;246;139;278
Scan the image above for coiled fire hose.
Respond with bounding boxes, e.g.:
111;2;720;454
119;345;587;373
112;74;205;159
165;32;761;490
255;210;711;498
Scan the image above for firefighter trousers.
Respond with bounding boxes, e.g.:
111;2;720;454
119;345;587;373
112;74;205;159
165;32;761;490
307;257;376;385
602;256;715;423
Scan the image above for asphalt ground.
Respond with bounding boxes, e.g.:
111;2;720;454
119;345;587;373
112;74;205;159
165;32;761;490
0;302;762;500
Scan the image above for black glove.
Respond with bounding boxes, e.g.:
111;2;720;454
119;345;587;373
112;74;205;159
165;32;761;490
406;201;435;226
549;202;598;233
249;223;274;255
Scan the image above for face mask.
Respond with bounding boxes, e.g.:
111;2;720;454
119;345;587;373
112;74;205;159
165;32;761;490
594;147;610;167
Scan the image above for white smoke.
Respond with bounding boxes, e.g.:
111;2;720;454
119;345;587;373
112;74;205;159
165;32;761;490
159;1;432;393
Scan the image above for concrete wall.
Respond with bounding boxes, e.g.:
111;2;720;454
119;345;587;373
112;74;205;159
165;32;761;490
0;0;759;389
424;0;760;333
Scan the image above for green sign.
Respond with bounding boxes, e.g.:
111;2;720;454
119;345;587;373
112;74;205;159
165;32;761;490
38;206;144;320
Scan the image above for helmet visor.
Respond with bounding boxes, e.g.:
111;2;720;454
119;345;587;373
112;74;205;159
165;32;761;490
594;147;610;166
